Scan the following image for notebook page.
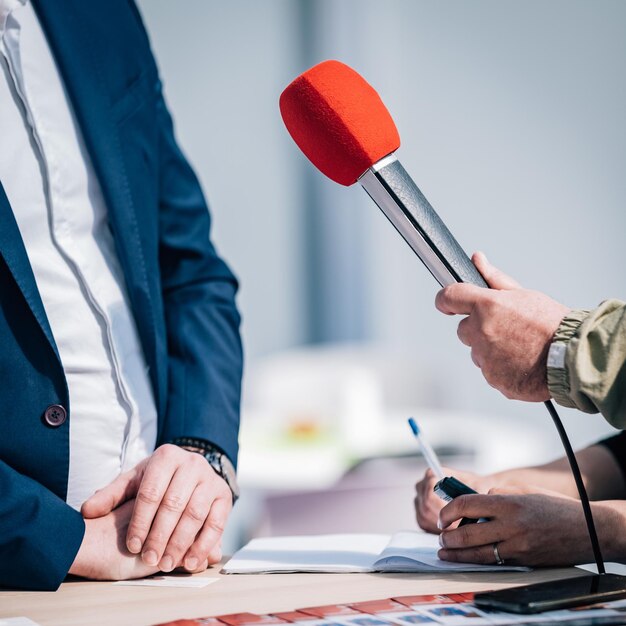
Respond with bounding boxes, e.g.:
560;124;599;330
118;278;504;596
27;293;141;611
373;531;530;572
223;534;391;574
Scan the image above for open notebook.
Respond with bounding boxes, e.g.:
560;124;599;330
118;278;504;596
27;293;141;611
223;531;529;574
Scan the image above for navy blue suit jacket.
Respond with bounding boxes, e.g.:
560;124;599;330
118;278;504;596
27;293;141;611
0;0;242;590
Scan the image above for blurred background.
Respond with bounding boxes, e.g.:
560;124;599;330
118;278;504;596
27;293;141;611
137;0;626;551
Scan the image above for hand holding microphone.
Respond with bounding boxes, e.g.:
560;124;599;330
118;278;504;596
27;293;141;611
279;59;569;402
437;251;570;402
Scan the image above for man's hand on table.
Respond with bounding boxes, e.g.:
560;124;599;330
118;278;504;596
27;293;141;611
69;499;160;580
80;444;232;576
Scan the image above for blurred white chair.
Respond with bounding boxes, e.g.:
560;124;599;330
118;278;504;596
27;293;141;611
245;342;437;413
242;342;437;459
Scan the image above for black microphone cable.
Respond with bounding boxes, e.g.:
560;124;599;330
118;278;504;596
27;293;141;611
544;399;605;574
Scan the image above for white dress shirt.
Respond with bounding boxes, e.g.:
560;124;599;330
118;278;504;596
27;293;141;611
0;0;157;509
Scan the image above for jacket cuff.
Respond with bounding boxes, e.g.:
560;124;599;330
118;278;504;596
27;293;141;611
40;498;86;590
547;309;590;409
2;483;86;590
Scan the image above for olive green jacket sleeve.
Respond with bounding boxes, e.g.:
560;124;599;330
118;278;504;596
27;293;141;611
547;299;626;426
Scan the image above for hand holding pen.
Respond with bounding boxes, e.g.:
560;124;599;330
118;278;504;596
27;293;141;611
408;417;483;527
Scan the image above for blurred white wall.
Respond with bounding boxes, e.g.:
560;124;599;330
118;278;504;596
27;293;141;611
137;0;625;456
137;0;308;358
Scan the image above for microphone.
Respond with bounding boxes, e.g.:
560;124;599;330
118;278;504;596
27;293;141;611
279;59;487;290
280;59;611;589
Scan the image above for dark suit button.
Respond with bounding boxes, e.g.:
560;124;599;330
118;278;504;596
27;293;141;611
44;404;67;427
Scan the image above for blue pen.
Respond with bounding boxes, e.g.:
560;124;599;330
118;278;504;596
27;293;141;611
408;417;445;480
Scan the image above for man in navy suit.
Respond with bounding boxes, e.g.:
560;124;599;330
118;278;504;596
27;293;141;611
0;0;242;590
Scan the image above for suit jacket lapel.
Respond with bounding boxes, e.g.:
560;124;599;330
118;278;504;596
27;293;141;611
0;183;60;361
31;0;163;411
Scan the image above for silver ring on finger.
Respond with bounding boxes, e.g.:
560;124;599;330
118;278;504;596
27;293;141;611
493;542;505;565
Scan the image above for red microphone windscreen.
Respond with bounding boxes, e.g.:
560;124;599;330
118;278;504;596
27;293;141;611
279;60;400;186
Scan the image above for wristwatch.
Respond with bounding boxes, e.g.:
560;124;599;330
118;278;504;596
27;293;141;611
172;437;240;504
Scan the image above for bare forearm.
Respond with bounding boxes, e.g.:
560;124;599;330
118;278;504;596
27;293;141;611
490;445;625;501
594;499;626;561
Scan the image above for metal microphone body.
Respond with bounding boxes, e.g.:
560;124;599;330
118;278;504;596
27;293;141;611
359;154;487;288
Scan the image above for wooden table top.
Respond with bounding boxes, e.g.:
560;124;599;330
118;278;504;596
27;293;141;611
0;564;585;626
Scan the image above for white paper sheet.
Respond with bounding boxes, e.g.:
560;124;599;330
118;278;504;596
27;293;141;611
113;575;219;588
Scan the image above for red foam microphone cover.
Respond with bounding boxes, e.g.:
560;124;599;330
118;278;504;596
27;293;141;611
279;60;400;186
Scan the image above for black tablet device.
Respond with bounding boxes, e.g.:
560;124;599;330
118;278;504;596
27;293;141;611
474;574;626;614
